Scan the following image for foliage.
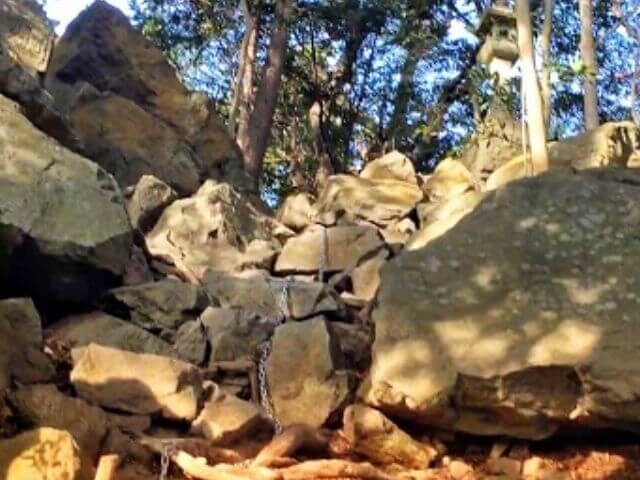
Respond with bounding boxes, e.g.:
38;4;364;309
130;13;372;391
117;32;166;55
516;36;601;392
129;0;639;203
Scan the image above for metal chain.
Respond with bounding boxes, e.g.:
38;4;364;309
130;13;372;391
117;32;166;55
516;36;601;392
318;226;328;282
159;443;174;480
257;277;291;434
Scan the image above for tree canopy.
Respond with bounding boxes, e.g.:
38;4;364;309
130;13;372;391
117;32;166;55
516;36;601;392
129;0;640;202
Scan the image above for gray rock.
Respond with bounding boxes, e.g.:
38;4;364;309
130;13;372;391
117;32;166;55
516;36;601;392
46;311;176;357
364;169;640;439
0;298;54;386
45;0;249;192
174;320;207;365
102;279;209;331
201;307;272;366
266;317;349;428
71;344;203;420
127;175;177;232
202;270;339;320
0;94;132;304
275;225;384;274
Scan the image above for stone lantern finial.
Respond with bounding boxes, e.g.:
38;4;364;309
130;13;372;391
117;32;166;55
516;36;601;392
475;3;518;84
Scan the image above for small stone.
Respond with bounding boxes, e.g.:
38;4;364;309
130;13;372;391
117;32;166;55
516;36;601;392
191;392;272;445
449;460;473;480
522;456;544;478
487;457;521;477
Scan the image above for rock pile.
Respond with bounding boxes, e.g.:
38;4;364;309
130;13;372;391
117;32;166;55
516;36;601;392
3;1;640;480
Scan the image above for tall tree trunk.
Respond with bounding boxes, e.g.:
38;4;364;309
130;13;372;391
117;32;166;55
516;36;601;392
231;0;260;141
540;0;553;130
516;0;549;174
579;0;599;130
239;0;293;187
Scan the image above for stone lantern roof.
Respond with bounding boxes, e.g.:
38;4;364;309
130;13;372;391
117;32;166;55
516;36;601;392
476;5;519;66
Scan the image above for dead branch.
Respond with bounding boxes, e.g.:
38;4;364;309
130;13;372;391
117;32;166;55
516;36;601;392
173;451;281;480
94;455;120;480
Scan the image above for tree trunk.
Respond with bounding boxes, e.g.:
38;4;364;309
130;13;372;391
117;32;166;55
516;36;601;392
239;0;293;187
540;0;553;130
516;0;549;174
579;0;599;130
232;0;260;142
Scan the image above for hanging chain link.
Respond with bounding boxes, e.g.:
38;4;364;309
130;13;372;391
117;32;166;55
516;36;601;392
318;226;328;282
257;277;291;434
159;443;175;480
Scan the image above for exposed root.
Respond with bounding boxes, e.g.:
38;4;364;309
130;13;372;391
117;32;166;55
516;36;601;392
252;424;329;467
173;451;281;480
278;459;394;480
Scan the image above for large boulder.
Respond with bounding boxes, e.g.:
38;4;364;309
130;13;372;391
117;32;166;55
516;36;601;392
360;151;418;185
0;94;132;304
146;181;288;278
64;89;203;194
46;311;176;357
275;225;384;274
45;0;248;192
0;428;82;480
266;317;349;428
71;343;202;420
363;169;640;439
0;298;54;385
102;279;209;331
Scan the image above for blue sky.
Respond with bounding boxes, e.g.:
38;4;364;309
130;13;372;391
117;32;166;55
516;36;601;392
45;0;132;34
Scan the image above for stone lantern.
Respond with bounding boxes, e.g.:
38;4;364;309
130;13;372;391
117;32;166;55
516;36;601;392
475;2;518;84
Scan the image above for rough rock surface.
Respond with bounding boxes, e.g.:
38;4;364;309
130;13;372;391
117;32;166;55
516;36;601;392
0;94;132;304
146;181;286;278
201;307;272;365
0;31;79;151
422;158;476;202
45;0;248;192
360;151;418;185
191;391;271;444
0;0;53;74
364;169;640;439
486;122;640;192
275;224;384;274
315;174;423;226
127;175;177;232
102;279;209;331
71;343;202;420
173;319;207;365
266;317;349;428
0;428;82;480
0;298;54;385
46;311;176;357
409;191;486;251
10;384;110;461
276;192;315;231
202;270;338;320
